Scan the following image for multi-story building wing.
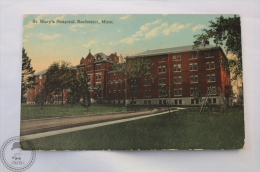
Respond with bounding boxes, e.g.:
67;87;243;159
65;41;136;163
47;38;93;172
124;45;232;105
76;51;119;102
27;69;47;104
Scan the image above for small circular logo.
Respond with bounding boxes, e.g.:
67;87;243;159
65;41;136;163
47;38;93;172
1;136;36;172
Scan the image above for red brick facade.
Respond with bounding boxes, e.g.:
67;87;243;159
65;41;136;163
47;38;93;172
27;45;232;105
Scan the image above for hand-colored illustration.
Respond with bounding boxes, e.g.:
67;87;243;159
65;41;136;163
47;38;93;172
21;14;244;150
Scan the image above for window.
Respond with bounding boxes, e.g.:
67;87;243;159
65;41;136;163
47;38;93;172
130;90;137;98
144;67;152;74
113;81;116;88
174;99;182;105
144;76;152;85
206;61;215;70
118;80;122;89
113;72;116;78
87;66;92;71
189;63;198;71
118;91;121;99
205;51;214;58
96;64;101;70
190;53;197;60
158;65;166;73
174;76;182;84
207;74;216;82
130;100;137;105
158;77;166;84
159;100;167;105
191;99;199;104
96;82;101;88
88;58;92;62
108;81;112;89
87;74;92;81
174;64;182;72
118;72;121;77
144;100;151;105
190;75;198;83
131;79;137;87
144;89;151;97
174;88;182;96
95;73;102;80
190;87;198;96
158;56;166;62
207;86;217;95
39;75;42;79
114;90;117;99
173;55;181;61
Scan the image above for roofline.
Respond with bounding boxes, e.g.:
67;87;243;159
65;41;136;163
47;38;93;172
127;46;221;59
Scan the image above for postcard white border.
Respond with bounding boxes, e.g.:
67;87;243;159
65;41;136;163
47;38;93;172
0;1;259;172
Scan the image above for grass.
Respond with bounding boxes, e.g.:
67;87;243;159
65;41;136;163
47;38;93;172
21;103;128;120
22;106;245;150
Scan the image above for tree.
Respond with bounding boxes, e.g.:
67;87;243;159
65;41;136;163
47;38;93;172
75;71;91;106
44;61;76;105
21;48;36;102
159;83;175;114
112;56;154;105
34;90;47;109
194;15;242;80
193;88;203;104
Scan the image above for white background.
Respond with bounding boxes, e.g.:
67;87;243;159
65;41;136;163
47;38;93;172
0;0;259;172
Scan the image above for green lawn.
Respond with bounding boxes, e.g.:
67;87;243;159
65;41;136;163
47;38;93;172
21;103;129;120
22;106;245;150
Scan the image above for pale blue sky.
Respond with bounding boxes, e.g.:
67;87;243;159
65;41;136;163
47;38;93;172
23;14;235;73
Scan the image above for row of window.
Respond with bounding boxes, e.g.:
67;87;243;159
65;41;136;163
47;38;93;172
157;74;216;85
158;61;215;73
108;80;126;89
108;72;125;78
83;61;215;75
157;51;215;62
143;86;217;97
108;91;126;99
147;97;217;105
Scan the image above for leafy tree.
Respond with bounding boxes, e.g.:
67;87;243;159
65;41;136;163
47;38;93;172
22;48;36;102
34;90;47;109
76;71;91;106
159;83;175;114
65;71;91;107
193;88;203;104
194;15;242;80
112;56;154;105
44;61;76;105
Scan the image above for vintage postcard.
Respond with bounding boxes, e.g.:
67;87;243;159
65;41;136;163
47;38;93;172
20;14;244;150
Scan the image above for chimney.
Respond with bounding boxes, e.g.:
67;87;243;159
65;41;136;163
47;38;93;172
115;52;117;55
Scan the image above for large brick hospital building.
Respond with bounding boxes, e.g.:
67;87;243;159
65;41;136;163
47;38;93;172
27;45;232;105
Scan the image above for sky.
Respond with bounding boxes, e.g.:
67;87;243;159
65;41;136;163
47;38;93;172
23;14;236;73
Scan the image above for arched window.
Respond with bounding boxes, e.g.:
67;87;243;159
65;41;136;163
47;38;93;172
108;81;112;89
113;81;116;89
118;80;122;89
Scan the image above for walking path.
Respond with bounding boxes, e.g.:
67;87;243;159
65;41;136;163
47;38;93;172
21;108;185;140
